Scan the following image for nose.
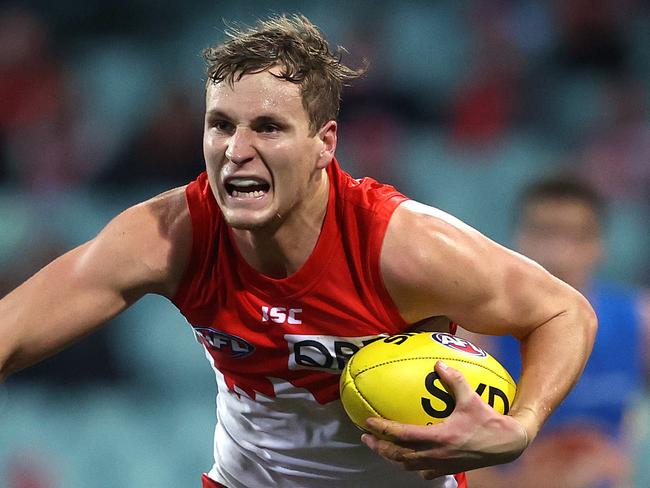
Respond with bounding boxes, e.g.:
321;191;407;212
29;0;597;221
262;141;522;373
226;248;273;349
225;126;255;165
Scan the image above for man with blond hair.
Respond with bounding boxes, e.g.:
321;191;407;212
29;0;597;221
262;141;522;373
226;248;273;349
0;15;597;487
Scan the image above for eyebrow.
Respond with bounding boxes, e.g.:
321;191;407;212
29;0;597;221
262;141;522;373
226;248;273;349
252;115;288;126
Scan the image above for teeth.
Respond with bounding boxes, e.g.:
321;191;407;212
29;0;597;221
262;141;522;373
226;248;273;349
232;190;265;198
229;178;264;187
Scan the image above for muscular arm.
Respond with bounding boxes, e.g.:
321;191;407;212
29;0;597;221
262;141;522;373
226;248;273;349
0;187;191;381
364;200;597;475
382;201;597;438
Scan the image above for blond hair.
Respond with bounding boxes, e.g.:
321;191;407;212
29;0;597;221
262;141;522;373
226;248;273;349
203;14;367;134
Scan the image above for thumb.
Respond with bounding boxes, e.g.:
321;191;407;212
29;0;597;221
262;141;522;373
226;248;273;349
434;360;475;405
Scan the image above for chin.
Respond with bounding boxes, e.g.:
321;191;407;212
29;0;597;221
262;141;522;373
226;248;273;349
222;209;280;232
227;220;267;231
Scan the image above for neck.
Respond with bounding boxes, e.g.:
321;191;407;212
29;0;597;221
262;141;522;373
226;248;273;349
232;170;330;278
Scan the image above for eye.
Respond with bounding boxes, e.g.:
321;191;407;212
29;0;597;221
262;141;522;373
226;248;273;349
259;123;281;134
210;119;235;133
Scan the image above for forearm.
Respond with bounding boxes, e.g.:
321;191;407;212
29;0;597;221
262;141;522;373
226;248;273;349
1;191;189;382
0;248;135;380
508;294;597;442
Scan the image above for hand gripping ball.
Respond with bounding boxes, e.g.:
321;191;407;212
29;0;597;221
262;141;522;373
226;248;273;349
340;332;516;433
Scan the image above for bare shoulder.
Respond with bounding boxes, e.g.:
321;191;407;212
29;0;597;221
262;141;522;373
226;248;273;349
137;186;191;242
382;201;481;320
384;200;488;253
382;200;491;283
90;186;192;297
380;200;552;328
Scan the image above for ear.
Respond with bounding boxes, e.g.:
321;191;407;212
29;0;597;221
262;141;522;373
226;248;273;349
316;120;337;169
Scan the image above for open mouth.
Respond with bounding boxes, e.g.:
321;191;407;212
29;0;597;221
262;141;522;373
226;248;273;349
225;177;271;199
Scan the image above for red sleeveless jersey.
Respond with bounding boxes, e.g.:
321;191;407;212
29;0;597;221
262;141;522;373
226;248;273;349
172;158;410;404
171;159;463;488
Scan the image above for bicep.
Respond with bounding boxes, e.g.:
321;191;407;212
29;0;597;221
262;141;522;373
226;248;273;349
383;202;580;338
443;245;572;338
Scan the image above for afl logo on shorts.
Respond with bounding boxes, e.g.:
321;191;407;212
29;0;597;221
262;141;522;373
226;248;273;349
194;327;255;359
432;332;487;358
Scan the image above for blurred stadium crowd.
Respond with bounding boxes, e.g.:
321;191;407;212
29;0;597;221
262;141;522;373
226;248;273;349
1;1;649;487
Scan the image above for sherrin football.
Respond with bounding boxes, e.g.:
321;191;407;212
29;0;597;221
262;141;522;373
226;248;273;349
339;332;516;433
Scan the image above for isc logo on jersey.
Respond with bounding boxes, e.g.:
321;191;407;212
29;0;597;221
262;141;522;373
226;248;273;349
262;306;302;324
286;334;386;373
432;332;487;357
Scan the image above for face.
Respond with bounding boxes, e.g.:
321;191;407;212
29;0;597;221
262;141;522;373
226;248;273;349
203;69;336;231
517;198;603;288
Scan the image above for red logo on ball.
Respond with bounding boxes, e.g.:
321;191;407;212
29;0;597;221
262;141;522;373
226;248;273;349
432;333;487;357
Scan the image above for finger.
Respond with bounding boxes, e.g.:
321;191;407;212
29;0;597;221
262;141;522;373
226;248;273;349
434;360;475;405
364;430;472;474
361;433;378;450
361;434;416;463
361;434;407;468
365;417;444;444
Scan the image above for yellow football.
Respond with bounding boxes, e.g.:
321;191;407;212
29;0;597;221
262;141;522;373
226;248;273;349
339;332;516;434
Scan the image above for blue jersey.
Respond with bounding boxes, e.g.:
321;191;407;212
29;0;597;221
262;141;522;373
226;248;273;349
492;281;643;437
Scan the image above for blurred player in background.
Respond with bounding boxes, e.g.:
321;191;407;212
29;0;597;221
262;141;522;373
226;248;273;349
469;176;650;488
0;15;597;488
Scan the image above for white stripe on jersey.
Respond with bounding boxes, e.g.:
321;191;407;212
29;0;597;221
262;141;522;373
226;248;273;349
203;346;456;488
